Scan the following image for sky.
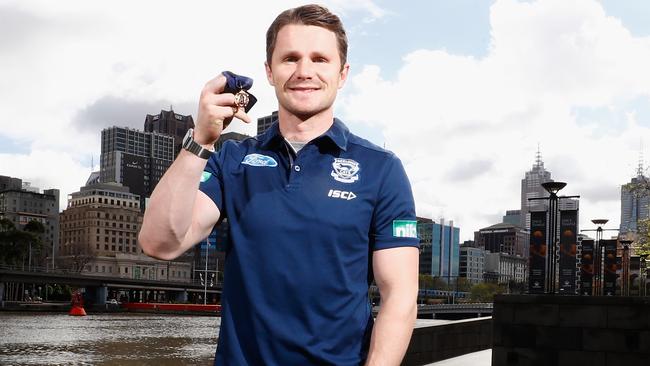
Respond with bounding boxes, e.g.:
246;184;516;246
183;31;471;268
1;0;650;241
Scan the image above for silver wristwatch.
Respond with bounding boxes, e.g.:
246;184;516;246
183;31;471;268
182;128;214;159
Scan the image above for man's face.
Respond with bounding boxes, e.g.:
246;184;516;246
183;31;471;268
265;24;349;120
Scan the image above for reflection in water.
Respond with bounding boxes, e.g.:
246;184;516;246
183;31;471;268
0;313;219;365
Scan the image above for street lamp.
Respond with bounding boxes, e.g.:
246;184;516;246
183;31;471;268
528;181;580;294
581;219;617;296
540;182;567;295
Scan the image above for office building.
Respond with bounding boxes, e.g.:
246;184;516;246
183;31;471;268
620;161;649;235
484;252;527;285
100;126;174;207
475;222;529;257
520;150;579;230
459;244;485;285
418;217;460;280
257;111;278;135
520;149;553;230
144;108;194;157
58;182;190;281
502;210;521;226
0;175;60;266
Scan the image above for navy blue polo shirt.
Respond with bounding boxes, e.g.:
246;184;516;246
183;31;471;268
199;118;419;365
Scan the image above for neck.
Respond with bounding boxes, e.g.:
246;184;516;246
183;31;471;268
278;108;334;143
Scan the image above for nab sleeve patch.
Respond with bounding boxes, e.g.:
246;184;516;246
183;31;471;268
200;171;212;183
392;220;418;238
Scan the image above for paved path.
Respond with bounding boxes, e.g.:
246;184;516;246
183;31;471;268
426;349;491;366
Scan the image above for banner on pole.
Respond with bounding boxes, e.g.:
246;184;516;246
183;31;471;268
580;239;594;295
528;211;547;294
558;210;578;294
602;239;618;296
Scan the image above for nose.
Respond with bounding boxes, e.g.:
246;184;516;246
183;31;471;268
294;59;314;79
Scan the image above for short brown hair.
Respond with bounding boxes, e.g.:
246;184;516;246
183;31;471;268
266;4;348;69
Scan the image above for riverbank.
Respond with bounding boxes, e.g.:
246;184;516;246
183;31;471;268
0;301;221;316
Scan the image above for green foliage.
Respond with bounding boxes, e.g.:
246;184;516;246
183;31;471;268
0;219;45;267
455;277;473;292
635;218;650;256
469;282;504;302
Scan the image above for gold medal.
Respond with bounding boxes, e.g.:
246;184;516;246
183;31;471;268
234;90;250;110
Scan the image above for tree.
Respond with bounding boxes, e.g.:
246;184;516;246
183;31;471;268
0;219;40;267
635;218;650;256
23;220;46;268
469;282;504;303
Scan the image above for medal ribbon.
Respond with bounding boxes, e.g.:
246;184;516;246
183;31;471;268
222;71;257;112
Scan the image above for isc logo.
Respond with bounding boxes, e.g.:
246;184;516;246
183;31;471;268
327;189;357;201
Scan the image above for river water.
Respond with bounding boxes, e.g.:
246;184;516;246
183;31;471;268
0;313;445;365
0;313;220;365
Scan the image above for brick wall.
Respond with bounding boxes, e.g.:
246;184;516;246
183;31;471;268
403;317;492;365
492;294;650;365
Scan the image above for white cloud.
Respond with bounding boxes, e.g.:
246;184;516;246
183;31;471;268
0;0;385;210
1;0;649;241
340;0;650;238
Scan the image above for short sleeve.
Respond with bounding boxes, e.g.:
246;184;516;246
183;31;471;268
370;154;420;251
198;145;227;218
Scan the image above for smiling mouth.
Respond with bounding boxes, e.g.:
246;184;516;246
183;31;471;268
288;85;320;93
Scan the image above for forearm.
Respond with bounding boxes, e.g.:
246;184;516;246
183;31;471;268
139;149;208;259
365;295;417;366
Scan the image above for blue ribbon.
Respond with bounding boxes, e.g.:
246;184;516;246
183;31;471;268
222;71;254;92
222;71;257;112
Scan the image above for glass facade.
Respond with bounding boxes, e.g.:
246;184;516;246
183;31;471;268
418;218;460;279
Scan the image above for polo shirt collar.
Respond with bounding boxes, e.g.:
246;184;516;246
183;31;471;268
259;118;349;151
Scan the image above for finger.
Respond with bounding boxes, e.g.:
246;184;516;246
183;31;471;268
233;109;251;124
201;92;236;108
201;74;228;95
207;104;238;122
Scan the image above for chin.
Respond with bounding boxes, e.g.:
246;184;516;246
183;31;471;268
283;104;330;120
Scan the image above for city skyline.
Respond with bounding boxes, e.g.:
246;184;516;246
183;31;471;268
2;0;650;240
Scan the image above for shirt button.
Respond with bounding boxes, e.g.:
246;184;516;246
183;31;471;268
294;165;301;172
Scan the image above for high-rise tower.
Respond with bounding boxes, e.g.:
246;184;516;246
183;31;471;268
520;148;553;230
100;127;174;209
620;155;649;234
144;108;194;157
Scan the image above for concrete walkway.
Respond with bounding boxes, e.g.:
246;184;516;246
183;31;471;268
426;349;491;366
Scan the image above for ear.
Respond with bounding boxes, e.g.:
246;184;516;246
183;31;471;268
338;63;350;89
265;61;275;86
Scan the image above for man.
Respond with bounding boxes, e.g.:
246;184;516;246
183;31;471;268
139;4;418;365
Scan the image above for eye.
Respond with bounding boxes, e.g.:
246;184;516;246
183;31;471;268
284;56;298;62
314;57;328;63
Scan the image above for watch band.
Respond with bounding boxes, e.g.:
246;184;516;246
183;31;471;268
182;128;214;159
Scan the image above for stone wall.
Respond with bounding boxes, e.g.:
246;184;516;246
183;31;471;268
492;294;650;365
403;317;492;365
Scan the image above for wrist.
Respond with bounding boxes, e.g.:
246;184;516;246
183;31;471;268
192;129;217;150
182;128;215;159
